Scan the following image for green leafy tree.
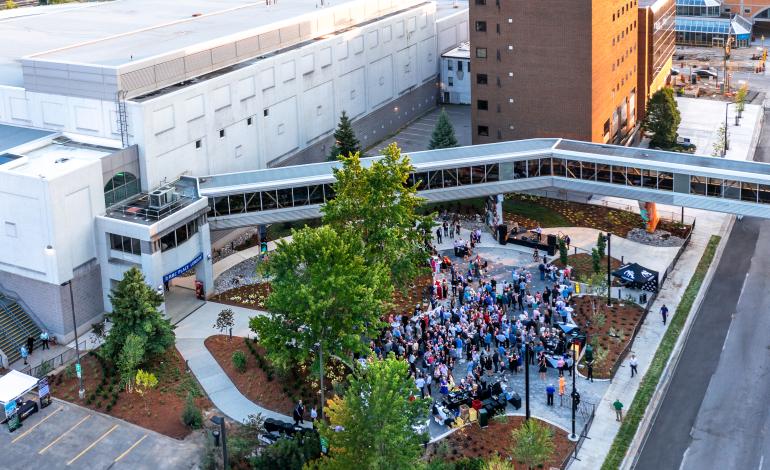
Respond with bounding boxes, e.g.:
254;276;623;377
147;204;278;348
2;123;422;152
712;122;729;157
591;248;602;274
251;225;391;374
229;414;266;463
134;369;158;413
643;87;681;148
429;108;459;149
213;308;235;339
315;354;430;470
182;392;203;429
329;110;361;161
510;419;555;470
558;238;568;265
735;84;748;115
231;350;247;372
104;267;175;368
596;232;606;258
321;142;435;289
117;333;146;390
485;454;516;470
251;431;321;470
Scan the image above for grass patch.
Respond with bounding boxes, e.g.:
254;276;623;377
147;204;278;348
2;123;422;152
501;199;570;227
601;235;721;470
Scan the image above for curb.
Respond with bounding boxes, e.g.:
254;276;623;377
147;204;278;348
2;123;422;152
620;215;734;470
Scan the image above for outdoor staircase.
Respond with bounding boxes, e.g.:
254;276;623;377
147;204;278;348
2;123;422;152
0;292;42;366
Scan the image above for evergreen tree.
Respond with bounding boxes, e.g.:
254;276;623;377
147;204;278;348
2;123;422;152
429;108;459;149
315;354;430;470
643;88;681;148
329;110;361;161
510;419;555;470
104;267;175;369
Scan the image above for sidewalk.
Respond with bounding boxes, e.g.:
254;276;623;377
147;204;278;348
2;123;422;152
174;301;305;425
568;209;732;469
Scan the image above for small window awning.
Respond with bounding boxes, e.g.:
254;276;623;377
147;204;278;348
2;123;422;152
0;370;39;405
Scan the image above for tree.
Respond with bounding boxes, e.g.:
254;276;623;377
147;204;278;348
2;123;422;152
232;350;247;372
214;308;235;339
643;88;681;148
558;238;568;265
485;454;516;470
596;232;606;258
5;0;17;9
229;414;267;463
250;225;391;375
315;354;430;470
429;108;459;149
328;111;361;161
182;392;203;429
104;267;175;368
251;431;321;470
591;248;602;274
735;84;748;116
134;369;158;413
510;419;555;470
712;122;729;157
117;333;146;390
321;142;435;289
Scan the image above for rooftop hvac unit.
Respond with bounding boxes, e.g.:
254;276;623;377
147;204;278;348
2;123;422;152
149;187;176;209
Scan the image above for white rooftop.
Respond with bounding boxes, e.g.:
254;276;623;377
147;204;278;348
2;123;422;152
442;41;470;59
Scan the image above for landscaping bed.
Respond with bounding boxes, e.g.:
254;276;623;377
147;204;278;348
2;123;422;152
204;335;348;416
570;295;645;379
553;253;623;280
391;274;434;317
51;348;211;439
425;415;574;468
210;282;272;309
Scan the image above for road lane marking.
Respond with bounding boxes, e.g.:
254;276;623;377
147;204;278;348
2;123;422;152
113;434;148;463
66;424;119;465
39;414;91;454
12;406;63;443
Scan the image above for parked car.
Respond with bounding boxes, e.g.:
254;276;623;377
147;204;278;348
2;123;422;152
677;136;697;151
670;68;680;76
692;69;718;79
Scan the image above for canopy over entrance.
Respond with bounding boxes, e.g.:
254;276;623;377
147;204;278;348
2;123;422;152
0;370;39;405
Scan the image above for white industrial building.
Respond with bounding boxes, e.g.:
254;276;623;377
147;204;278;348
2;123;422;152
440;42;471;104
0;0;468;364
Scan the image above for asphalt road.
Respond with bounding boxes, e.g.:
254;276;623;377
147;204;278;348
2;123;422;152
635;106;770;470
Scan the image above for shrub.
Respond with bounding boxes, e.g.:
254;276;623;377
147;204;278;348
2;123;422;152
510;419;555;470
106;404;112;412
96;401;102;408
232;350;247;373
182;393;203;429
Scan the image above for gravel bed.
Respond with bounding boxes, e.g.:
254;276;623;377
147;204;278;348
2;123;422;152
213;257;265;295
626;227;685;247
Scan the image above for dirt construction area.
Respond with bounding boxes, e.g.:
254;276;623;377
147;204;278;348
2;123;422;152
0;398;201;470
672;45;766;99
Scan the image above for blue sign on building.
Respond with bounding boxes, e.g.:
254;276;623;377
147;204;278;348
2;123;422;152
163;252;203;283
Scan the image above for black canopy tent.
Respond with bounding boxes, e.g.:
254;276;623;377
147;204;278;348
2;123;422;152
611;262;659;292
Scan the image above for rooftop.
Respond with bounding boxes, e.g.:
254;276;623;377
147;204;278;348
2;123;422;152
442;41;470;59
0;123;56;155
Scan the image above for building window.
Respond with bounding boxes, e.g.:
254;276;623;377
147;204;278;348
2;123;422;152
263;109;269;117
109;233;141;256
247;117;253;126
104;172;140;207
159;220;199;252
496;23;500;34
448;60;454;70
475;21;487;32
477;100;488;110
477;125;489;136
448;77;454;87
219;129;225;138
475;0;486;4
476;47;487;58
458;61;463;72
476;73;488;84
195;139;202;149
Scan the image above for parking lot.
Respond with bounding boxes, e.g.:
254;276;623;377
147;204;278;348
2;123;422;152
0;398;201;470
368;104;471;155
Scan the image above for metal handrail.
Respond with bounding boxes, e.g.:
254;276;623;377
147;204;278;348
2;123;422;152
0;282;47;335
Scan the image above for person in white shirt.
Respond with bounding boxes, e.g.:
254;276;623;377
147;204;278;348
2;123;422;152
415;375;426;399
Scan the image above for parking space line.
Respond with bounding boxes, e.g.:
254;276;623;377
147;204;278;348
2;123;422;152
12;406;63;443
39;414;91;454
66;424;119;466
113;434;148;463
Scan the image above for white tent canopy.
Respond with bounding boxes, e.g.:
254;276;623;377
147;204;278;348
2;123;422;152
0;370;38;405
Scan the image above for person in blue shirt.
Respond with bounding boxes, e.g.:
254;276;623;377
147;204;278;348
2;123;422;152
546;384;556;406
484;331;493;351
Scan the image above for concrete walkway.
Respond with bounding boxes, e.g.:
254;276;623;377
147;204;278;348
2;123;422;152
174;302;304;425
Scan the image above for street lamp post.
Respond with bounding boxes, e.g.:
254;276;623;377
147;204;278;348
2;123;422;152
63;280;85;400
723;102;731;157
524;341;531;420
210;416;228;469
605;233;612;307
570;341;579;441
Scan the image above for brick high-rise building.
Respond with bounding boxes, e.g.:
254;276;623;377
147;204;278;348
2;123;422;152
470;0;641;144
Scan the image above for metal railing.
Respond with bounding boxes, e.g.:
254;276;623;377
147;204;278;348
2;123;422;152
20;340;87;379
560;400;597;469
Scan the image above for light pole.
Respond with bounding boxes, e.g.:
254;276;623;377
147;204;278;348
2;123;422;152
570;341;579;441
524;341;531;420
210;416;228;469
605;233;612;307
316;341;324;420
62;280;85;400
723;102;732;157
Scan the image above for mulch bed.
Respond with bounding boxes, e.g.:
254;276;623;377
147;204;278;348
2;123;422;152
209;282;272;309
391;274;434;317
553;253;623;281
51;348;211;439
204;335;346;416
425;415;575;468
570;295;645;379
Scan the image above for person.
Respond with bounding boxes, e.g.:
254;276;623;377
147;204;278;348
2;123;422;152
26;335;34;355
538;354;547;382
293;400;305;426
546;384;555;406
415;374;426;399
40;331;50;350
558;375;566;406
564;234;571;249
533;248;540;262
660;304;669;325
534;224;542;241
436;227;443;244
586;359;594;382
310;406;318;424
613;398;624;422
557;356;565;377
20;344;28;365
538;262;546;281
443;220;449;237
629;354;638;377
